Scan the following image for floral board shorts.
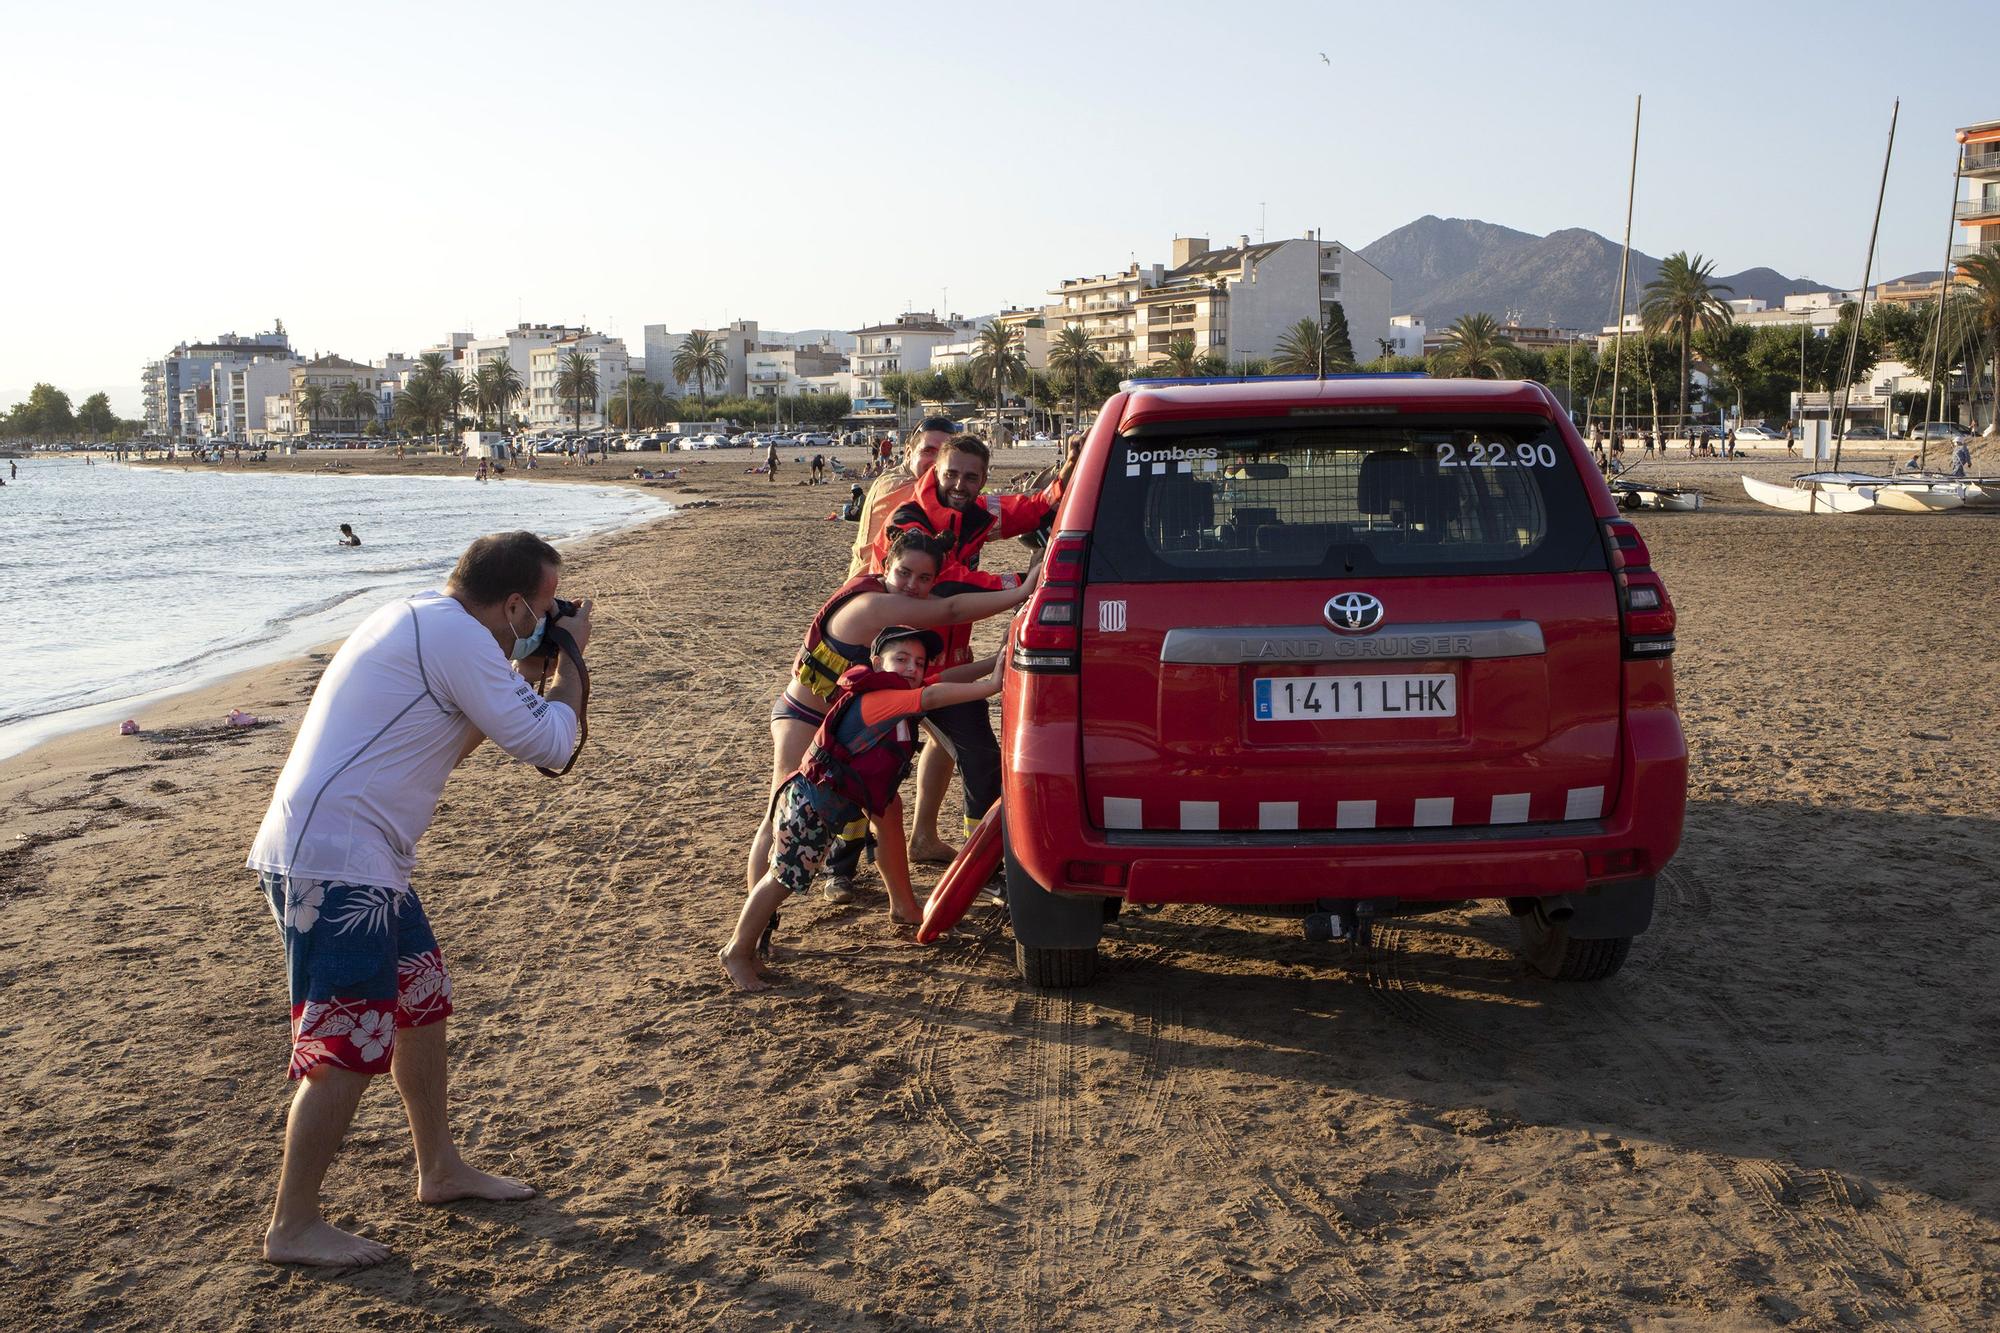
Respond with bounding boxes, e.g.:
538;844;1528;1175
260;871;454;1080
769;777;860;896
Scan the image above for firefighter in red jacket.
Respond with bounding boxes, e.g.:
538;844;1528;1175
883;434;1060;840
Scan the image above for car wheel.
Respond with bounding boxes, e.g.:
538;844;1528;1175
1514;904;1631;981
1003;820;1101;988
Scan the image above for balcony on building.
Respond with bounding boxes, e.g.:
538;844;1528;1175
1953;198;2000;223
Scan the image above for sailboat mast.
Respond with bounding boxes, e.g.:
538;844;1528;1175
1607;96;1641;448
1920;145;1965;471
1832;98;1900;471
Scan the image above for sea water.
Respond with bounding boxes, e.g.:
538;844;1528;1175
0;459;671;759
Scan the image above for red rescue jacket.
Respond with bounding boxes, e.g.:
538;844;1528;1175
886;467;1060;668
793;573;885;700
798;667;922;817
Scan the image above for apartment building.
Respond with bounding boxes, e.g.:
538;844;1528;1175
745;342;850;399
213;355;298;442
1955;118;2000;265
643;319;759;400
847;313;982;399
528;334;630;430
141;324;293;437
1040;233;1393;371
461;324;587;428
289;355;384;435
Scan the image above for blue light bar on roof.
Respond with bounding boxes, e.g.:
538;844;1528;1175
1118;373;1431;390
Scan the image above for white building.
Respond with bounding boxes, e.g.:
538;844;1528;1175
1042;234;1393;371
528;334;630;430
141;324;293;437
1387;315;1426;359
644;319;760;400
744;343;849;400
214;355;299;442
848;313;983;399
462;324;587;429
262;393;295;440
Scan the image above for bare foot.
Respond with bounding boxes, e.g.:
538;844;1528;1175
418;1163;535;1205
264;1219;391;1267
720;945;770;992
908;838;958;865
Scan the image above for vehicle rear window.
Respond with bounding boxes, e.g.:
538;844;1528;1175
1087;415;1607;582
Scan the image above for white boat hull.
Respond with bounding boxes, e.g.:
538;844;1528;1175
1875;485;1964;512
1741;474;1886;513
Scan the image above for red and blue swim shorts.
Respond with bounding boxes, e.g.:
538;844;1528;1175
259;872;454;1080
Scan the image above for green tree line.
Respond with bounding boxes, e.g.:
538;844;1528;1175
3;384;141;441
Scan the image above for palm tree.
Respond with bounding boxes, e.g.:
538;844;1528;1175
393;377;436;441
1048;325;1103;433
1640;251;1734;425
1162;336;1203;377
1270;317;1355;378
296;383;329;437
336;381;375;435
1432;313;1520;379
555;350;599;434
968;322;1027;443
609;376;670;429
434;368;470;440
672;332;729;413
1936;248;2000;436
473;355;522;431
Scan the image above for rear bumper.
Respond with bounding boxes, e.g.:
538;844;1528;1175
1001;703;1687;905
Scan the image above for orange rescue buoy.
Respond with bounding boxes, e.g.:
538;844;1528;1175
916;804;1004;943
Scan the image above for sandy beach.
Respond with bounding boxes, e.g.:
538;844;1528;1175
3;443;1997;1329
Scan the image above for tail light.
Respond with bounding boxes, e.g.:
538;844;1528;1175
1011;530;1089;673
1600;519;1676;658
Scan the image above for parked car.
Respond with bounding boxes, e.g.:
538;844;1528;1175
796;432;833;448
1911;421;1970;445
997;377;1686;987
1730;423;1783;442
1842;425;1887;440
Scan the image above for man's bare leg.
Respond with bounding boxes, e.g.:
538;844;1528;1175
264;1065;389;1266
392;1020;535;1204
908;740;958;864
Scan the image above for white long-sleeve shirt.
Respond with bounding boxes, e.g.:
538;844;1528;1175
247;590;579;889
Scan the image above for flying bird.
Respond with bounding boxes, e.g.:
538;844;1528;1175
1319;52;1329;63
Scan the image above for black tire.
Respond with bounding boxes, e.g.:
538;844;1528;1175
1515;907;1632;981
1003;822;1101;989
1015;940;1099;988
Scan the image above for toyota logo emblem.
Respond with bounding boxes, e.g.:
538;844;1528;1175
1324;591;1385;633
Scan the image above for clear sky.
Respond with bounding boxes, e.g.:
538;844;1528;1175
8;0;1992;416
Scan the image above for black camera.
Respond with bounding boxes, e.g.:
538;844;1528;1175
535;598;583;662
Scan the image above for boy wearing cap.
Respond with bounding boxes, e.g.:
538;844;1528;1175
721;626;1002;993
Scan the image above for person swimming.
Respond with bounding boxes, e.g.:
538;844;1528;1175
338;524;362;547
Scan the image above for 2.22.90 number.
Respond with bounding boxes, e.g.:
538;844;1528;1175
1438;441;1560;468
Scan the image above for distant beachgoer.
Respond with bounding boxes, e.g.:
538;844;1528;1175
765;440;779;483
8;461;15;479
811;454;826;484
1784;423;1797;457
246;532;590;1266
1951;441;1972;477
476;458;490;482
840;484;866;522
338;524;361;547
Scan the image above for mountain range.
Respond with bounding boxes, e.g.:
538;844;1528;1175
1356;216;1839;333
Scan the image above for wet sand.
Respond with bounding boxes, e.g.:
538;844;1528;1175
3;444;1997;1329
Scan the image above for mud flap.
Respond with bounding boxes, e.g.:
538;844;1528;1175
1568;877;1656;939
1002;822;1105;951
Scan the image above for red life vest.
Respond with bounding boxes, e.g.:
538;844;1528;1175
798;667;922;817
793;573;885;699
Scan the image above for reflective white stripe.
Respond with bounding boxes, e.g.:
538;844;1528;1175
1490;793;1531;824
1258;801;1298;830
1564;786;1605;820
1179;801;1219;830
1336;800;1377;830
1412;797;1454;827
1103;797;1143;829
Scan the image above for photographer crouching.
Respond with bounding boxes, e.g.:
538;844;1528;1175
245;530;591;1266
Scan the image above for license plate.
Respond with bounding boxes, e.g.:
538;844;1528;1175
1253;674;1456;721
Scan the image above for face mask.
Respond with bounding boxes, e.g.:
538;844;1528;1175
507;599;546;661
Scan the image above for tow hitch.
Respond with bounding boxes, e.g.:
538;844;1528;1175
1301;899;1391;947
